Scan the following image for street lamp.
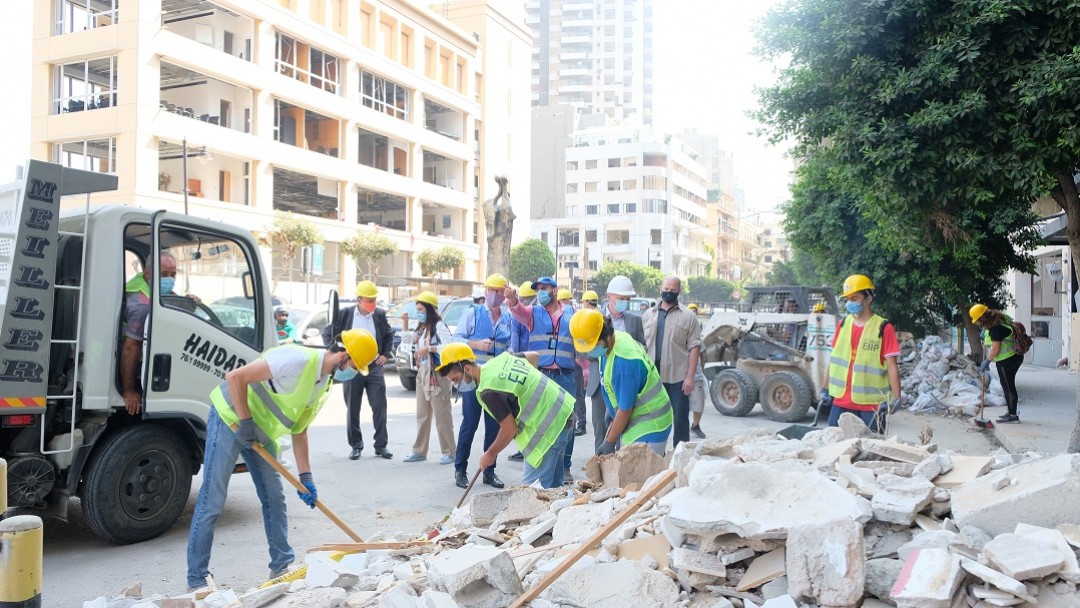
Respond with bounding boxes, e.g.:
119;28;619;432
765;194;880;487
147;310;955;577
181;136;209;215
647;247;662;270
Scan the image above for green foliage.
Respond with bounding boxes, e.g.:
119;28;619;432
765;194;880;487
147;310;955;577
341;233;399;282
686;276;735;303
703;243;716;277
593;261;665;298
417;246;465;287
765;261;798;287
508;239;556;285
256;212;324;287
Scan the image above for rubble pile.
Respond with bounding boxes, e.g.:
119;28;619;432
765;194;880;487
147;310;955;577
84;424;1080;608
899;336;1007;417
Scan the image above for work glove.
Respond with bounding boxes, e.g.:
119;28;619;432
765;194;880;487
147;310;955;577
236;418;257;448
597;441;617;456
819;388;830;403
978;360;990;373
297;472;317;509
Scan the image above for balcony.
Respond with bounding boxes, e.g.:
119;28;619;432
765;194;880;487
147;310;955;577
424;98;464;142
157;140;249;205
161;0;254;62
160;62;252;132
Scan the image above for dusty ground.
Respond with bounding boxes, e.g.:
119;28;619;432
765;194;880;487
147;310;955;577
40;372;996;607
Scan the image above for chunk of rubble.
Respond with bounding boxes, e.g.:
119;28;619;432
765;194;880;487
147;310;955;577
239;583;289;608
897;529;957;561
952;454;1080;536
799;426;845;448
1013;523;1080;583
983;532;1066;580
785;518;865;606
732;438;812;464
426;546;523;608
958;557;1037;604
890;548;964;608
811;438;861;469
838;411;876;439
541;561;680;607
737;547;786;592
668;460;872;540
583;442;669;488
552;501;615;544
861;438;933;464
864;558;903;601
871;473;935;525
269;587;348;607
933;455;993;489
469;487;548;527
305;553;361;589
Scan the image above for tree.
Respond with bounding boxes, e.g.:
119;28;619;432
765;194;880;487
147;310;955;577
765;261;798;287
341;233;398;283
255;212;324;292
593;261;665;298
686;276;735;304
508;239;556;285
703;243;716;277
417;246;465;289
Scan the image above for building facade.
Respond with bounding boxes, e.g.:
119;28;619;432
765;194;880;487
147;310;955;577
530;125;710;288
525;0;653;126
32;0;528;302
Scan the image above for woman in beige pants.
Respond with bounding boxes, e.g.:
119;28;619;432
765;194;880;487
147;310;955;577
404;292;456;463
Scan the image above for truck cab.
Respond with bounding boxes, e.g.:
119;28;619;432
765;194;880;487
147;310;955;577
0;161;274;543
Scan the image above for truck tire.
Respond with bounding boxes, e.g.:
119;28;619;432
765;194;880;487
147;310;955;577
759;371;813;422
710;369;758;417
400;372;417;392
82;425;193;545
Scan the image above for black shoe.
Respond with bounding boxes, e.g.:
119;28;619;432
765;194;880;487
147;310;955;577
690;424;706;439
349;447;362;460
997;414;1021;423
483;472;505;488
455;470;468;489
375;448;393;459
574;427;587;436
508;452;524;462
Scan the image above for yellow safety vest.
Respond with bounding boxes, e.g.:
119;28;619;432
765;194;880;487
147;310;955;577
983;317;1017;362
828;315;890;406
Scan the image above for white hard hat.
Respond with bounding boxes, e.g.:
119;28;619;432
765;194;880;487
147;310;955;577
607;275;636;297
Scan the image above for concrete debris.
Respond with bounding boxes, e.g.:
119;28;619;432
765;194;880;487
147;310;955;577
731;438;813;463
872;473;936;525
897;529;957;561
838;411;875;439
468;487;549;527
864;557;903;601
584;441;669;488
542;561;680;607
426;546;522;608
952;453;1080;535
785;519;865;606
891;548;964;608
983;532;1066;580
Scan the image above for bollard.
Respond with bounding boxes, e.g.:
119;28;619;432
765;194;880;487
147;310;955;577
0;515;43;608
0;459;6;515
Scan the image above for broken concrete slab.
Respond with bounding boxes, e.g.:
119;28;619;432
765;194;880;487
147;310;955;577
865;558;903;601
853;460;918;476
426;546;523;608
952;454;1080;536
268;587;348;607
469;487;548;527
958;557;1037;604
732;438;812;464
861;439;933;464
551;501;615;544
912;454;945;481
1013;523;1080;583
800;426;845;448
418;590;458;608
897;529;957;561
668;460;872;540
933;455;993;489
617;534;671;571
811;438;861;469
672;547;727;578
837;461;880;497
760;576;788;600
890;548;964;608
949;525;993;559
785;518;865;607
239;583;289;608
865;523;913;559
838;411;875;439
305;554;361;590
737;547;786;592
983;532;1065;581
872;473;936;525
541;561;681;608
584;442;670;489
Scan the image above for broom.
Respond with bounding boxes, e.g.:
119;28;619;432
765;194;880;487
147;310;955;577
973;373;994;430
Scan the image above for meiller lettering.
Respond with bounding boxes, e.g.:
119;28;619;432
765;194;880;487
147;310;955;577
183;333;245;373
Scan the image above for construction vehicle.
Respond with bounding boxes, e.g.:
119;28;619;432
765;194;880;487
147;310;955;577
701;286;839;422
0;161;277;544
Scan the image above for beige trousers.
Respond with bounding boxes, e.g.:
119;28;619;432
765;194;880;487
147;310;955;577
411;365;456;457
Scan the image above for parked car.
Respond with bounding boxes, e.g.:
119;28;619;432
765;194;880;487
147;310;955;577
395;296;472;391
284;305;331;346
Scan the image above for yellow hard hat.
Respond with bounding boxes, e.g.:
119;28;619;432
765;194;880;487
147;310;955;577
518;281;537;297
969;303;988;324
582;290;599;302
416;291;439;308
484;273;508;289
557;289;573;301
435;342;476;371
340;329;377;375
355;280;379;298
812;303;826;313
841;274;875;298
688;303;699;311
570;308;605;353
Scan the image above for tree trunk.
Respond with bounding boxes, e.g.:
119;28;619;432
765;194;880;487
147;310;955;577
964;317;983;362
1053;170;1080;454
483;176;516;276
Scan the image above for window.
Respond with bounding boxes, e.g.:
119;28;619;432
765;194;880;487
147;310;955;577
624;202;636;213
585;159;598;169
540;231;548;242
765;255;773;263
607;181;620;191
608;157;621;168
567;161;578;170
275;33;341;94
643;175;667;190
360;70;410;121
54;56;118;114
585;182;598;193
607;230;630;245
566;183;578;193
585;230;597;243
651;229;662;245
55;0;118;35
624;156;637;166
623;180;636;190
588;260;598;271
607;203;620;214
558;230;579;246
586;205;599;215
566;206;577;216
55;138;116;173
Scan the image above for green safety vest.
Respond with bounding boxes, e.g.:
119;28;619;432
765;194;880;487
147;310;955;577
601;331;673;444
983;316;1017;362
210;346;333;449
125;274;150;296
476;352;574;468
828;315;891;406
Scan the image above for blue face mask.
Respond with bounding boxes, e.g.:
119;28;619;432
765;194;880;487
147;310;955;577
536;290;552;306
845;301;863;315
160;277;175;294
587;343;607;359
415;311;427;323
334;365;358;382
456;373;477;392
613;299;630;313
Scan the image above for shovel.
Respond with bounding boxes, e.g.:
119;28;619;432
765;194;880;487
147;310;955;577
973;374;994;430
426;468;482;539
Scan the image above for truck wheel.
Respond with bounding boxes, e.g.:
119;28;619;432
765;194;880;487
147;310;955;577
400;373;417;391
710;369;758;417
82;425;193;545
760;371;813;422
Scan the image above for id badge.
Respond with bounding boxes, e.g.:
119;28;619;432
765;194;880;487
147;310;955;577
549;336;558;350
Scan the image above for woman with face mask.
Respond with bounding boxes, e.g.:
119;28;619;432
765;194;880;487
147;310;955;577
570;309;673;456
404;292;456;464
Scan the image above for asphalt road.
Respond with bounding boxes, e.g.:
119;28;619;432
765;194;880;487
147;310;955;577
41;370;997;606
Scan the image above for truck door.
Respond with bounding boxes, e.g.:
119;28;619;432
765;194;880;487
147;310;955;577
142;215;267;420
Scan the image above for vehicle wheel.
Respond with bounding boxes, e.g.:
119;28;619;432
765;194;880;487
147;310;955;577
400;373;417;391
710;369;758;417
759;371;813;422
82;425;193;545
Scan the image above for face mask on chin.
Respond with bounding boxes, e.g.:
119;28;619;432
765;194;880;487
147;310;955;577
455;372;476;392
334;360;359;382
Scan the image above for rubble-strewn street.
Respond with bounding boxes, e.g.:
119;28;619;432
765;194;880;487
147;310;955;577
64;365;1080;608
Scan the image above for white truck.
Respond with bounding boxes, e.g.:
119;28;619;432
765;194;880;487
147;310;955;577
0;160;277;544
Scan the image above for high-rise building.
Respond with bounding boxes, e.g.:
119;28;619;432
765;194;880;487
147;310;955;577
525;0;653;126
30;0;530;301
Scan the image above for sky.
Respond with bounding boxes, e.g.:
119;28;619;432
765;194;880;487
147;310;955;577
652;0;792;217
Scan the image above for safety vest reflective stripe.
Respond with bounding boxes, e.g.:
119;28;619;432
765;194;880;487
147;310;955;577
829;355;849;367
853;364;887;377
528;306;576;368
249;382;298;429
635;382;665;410
520;376;574;458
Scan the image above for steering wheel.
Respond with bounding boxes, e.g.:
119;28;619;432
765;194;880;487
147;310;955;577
161;294;222;327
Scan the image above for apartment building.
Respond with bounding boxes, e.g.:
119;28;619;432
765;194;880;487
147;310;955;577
525;0;653;126
31;0;528;301
531;125;710;287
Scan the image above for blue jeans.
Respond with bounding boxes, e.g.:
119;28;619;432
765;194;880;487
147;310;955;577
187;409;293;589
523;425;573;488
827;403;882;433
542;368;578;472
454;389;498;474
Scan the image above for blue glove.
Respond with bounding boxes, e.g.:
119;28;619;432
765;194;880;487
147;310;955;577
236;418;256;448
297;472;317;509
979;360;990;373
819;388;830;403
597;441;617;456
